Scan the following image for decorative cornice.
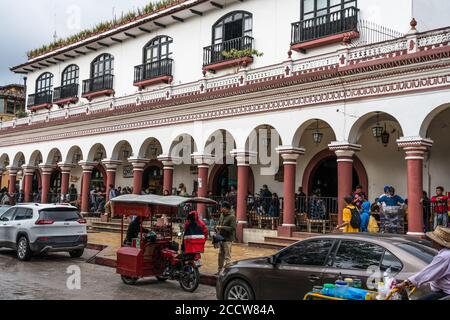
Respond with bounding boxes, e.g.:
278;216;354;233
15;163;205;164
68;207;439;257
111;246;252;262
191;153;214;166
397;137;434;148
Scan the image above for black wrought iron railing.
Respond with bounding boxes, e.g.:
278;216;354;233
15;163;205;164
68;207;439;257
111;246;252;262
82;74;114;95
27;90;53;108
53;83;79;102
134;58;173;83
203;36;254;66
291;6;359;44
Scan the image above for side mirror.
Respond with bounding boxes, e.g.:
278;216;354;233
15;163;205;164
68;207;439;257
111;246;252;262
0;217;8;222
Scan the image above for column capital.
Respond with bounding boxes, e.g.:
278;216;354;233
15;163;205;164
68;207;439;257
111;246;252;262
230;149;257;166
6;166;20;176
79;161;97;172
129;158;149;171
329;142;361;162
39;164;56;175
276;146;305;164
22;165;37;175
191;152;214;167
397;137;433;150
157;155;181;167
101;159;122;171
57;162;74;173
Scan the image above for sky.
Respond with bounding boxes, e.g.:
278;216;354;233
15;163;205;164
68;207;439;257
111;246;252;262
0;0;154;85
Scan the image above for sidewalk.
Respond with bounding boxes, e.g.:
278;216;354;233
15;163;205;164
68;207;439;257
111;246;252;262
87;231;277;276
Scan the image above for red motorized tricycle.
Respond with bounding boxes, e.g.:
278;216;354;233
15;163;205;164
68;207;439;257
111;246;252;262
110;194;216;292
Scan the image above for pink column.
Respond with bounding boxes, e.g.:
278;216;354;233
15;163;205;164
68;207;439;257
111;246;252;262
102;160;121;201
330;143;361;225
7;167;18;194
277;147;305;237
130;158;148;195
192;153;213;219
399;139;432;236
58;164;74;200
79;162;95;216
163;165;174;195
40;166;55;204
232;151;256;243
22;166;36;202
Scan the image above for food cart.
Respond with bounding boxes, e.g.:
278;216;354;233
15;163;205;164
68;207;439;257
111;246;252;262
110;194;217;292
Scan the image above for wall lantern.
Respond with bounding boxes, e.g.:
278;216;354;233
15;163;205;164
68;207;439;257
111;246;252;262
74;153;82;163
53;154;61;163
313;120;323;145
381;124;390;146
95;151;104;161
372;112;383;140
122;150;130;159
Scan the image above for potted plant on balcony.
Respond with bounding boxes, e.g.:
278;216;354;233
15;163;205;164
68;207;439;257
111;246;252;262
220;49;264;72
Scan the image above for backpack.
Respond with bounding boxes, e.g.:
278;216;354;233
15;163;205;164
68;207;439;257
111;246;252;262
349;207;361;229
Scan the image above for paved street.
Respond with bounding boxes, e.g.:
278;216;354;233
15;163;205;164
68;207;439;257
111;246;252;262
0;249;216;300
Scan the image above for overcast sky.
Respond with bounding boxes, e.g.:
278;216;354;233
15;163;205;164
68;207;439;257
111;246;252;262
0;0;154;85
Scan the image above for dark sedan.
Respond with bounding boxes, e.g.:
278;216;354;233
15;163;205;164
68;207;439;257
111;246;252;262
217;234;437;300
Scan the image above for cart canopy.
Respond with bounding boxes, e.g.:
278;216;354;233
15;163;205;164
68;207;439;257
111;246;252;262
110;194;217;207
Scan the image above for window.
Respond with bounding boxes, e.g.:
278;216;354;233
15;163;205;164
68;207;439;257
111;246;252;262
332;240;384;270
213;11;253;44
381;251;403;273
91;54;114;78
144;36;173;63
0;99;4;113
39;208;81;222
6;99;16;114
14;208;34;221
61;65;79;86
277;239;334;266
0;208;17;221
396;242;437;264
301;0;357;20
36;72;53;93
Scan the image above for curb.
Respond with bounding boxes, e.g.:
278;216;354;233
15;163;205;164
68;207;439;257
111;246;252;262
87;244;218;287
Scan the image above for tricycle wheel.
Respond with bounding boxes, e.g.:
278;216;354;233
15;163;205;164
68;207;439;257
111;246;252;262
179;266;200;292
121;276;138;285
156;276;169;282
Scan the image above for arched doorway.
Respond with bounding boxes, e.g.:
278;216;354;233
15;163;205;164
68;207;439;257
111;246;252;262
49;169;62;202
31;170;42;199
143;164;163;195
209;164;255;196
303;150;368;197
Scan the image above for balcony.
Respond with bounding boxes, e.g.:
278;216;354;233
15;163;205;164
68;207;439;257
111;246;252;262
53;84;79;105
291;6;360;52
133;58;173;90
27;91;53;111
203;36;254;73
82;74;115;101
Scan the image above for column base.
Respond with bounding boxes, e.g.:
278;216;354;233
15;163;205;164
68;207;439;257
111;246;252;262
81;212;89;217
236;221;247;243
277;225;298;238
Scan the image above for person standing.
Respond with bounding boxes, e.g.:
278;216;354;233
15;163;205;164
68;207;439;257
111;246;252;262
431;187;449;230
216;201;236;274
421;191;431;232
336;195;360;233
360;193;371;232
396;226;450;300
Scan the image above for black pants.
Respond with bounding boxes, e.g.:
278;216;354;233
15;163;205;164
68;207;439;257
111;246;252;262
418;291;448;300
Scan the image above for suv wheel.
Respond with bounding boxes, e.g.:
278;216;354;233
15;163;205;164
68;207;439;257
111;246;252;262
17;236;32;261
69;249;84;258
224;279;254;300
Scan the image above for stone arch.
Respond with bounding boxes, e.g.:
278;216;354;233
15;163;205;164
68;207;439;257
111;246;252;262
208;164;255;196
138;137;163;160
348;111;404;145
302;149;369;197
65;146;83;164
46;148;63;165
28;151;43;167
419;102;450;138
12;152;26;167
292;118;337;148
204;129;237;164
111;140;134;161
87;143;107;162
169;134;198;164
0;154;10;168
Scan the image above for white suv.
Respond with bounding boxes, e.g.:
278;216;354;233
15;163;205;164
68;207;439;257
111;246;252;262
0;204;87;261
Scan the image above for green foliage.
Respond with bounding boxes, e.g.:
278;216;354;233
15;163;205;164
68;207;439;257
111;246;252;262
15;110;29;119
221;49;264;60
27;0;181;59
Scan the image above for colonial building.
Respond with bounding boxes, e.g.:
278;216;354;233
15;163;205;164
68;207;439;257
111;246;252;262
0;84;25;121
1;0;450;242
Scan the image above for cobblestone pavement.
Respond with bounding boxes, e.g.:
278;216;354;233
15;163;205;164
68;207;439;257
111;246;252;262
0;249;216;300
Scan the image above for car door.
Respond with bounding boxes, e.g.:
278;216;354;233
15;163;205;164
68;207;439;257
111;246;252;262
322;240;386;290
258;238;335;300
10;208;34;243
0;208;17;247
